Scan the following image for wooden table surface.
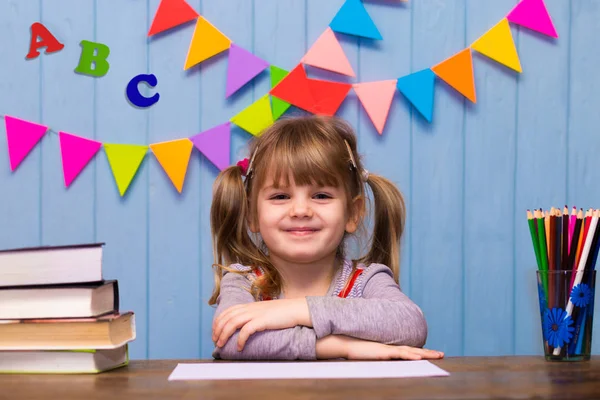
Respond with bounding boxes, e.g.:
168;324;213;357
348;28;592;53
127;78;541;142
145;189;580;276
0;356;598;400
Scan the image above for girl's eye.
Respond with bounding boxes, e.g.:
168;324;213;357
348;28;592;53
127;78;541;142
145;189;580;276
269;194;289;200
314;193;332;200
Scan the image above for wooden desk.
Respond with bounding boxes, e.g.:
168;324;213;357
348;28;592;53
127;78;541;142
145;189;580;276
0;356;598;400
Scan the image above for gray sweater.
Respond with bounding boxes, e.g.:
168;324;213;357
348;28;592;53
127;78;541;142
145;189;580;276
212;259;428;360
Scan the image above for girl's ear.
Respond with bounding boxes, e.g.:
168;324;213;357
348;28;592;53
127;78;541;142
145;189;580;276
345;195;364;234
247;210;259;233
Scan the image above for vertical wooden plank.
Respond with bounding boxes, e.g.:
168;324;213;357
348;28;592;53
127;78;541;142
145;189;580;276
357;2;412;295
198;0;255;357
567;0;600;354
0;1;41;249
40;0;96;246
147;0;201;359
463;0;517;355
95;0;149;360
514;0;569;355
410;0;466;356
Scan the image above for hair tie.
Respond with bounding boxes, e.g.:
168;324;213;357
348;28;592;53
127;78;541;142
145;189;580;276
361;169;369;182
237;158;250;176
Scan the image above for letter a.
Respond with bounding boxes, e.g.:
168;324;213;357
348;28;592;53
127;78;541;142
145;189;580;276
26;22;64;60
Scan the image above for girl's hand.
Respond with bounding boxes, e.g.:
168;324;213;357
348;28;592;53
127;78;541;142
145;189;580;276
317;335;444;361
345;337;444;360
212;298;311;351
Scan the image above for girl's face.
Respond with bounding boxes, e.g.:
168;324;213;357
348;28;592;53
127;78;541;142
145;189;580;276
252;173;360;265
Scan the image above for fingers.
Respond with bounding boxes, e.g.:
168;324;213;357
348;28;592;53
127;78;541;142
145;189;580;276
216;314;252;348
212;306;244;342
396;346;444;360
237;321;265;351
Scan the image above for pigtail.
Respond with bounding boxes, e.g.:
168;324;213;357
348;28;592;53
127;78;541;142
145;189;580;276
209;165;259;305
208;163;281;304
362;174;406;282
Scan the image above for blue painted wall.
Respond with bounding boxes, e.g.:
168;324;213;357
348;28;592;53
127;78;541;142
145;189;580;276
0;0;598;360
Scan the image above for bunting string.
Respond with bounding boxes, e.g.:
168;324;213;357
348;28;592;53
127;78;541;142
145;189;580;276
3;0;559;197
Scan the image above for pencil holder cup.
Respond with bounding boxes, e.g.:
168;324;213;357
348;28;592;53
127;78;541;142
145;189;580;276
536;270;596;361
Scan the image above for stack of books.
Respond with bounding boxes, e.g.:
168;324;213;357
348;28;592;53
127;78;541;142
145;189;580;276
0;243;136;374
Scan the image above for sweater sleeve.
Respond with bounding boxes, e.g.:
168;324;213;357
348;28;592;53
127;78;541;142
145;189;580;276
211;270;317;360
305;264;428;347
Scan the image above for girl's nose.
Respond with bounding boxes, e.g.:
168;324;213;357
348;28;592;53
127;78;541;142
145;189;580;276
289;198;313;218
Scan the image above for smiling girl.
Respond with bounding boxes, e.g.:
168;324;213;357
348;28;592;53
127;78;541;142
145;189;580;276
208;115;443;361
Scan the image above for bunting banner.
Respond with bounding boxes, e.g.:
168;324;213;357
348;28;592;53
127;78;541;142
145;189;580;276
329;0;382;40
506;0;558;38
189;122;231;171
149;139;194;193
301;27;355;77
184;16;231;70
226;44;269;98
471;19;522;73
432;48;477;104
4;0;560;196
230;94;274;137
147;0;199;37
4;116;48;171
58;132;102;187
354;80;397;135
104;144;148;196
269;66;292;120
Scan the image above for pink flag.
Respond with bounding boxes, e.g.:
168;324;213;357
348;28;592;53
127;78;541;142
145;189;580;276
190;122;231;171
59;132;102;187
507;0;558;38
4;116;48;171
353;80;397;134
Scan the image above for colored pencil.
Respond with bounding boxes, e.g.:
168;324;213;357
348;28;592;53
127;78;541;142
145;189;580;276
554;209;599;356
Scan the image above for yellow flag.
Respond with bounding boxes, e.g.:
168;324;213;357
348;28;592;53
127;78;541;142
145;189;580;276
471;18;522;73
149;139;194;193
230;94;274;136
104;144;148;196
184;16;231;70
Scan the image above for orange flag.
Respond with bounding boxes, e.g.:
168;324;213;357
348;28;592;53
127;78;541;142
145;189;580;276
432;48;477;103
150;138;194;193
184;16;231;70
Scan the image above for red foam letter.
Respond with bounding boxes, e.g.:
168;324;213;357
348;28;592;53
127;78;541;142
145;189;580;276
26;22;64;60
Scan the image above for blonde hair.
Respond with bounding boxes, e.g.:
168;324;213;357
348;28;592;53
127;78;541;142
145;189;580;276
208;115;406;304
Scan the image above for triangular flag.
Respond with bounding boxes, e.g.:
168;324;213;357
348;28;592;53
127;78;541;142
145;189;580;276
148;0;199;36
189;122;231;171
270;65;291;120
432;48;477;103
149;139;193;193
353;80;397;134
471;19;522;73
396;69;436;123
104;144;148;196
309;78;352;116
226;44;269;98
230;94;274;136
301;27;355;77
329;0;382;40
507;0;558;38
270;65;315;113
4;116;48;171
184;16;231;70
59;132;102;187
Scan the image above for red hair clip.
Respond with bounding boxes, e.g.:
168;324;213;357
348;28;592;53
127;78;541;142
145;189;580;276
237;158;250;176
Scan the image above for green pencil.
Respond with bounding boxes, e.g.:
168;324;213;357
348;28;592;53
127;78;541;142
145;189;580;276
527;210;542;270
535;209;549;298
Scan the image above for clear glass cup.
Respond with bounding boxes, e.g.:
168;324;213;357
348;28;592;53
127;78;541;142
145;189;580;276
536;270;596;361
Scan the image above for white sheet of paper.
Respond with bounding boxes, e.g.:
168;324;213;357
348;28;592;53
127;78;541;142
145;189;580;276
168;360;450;381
